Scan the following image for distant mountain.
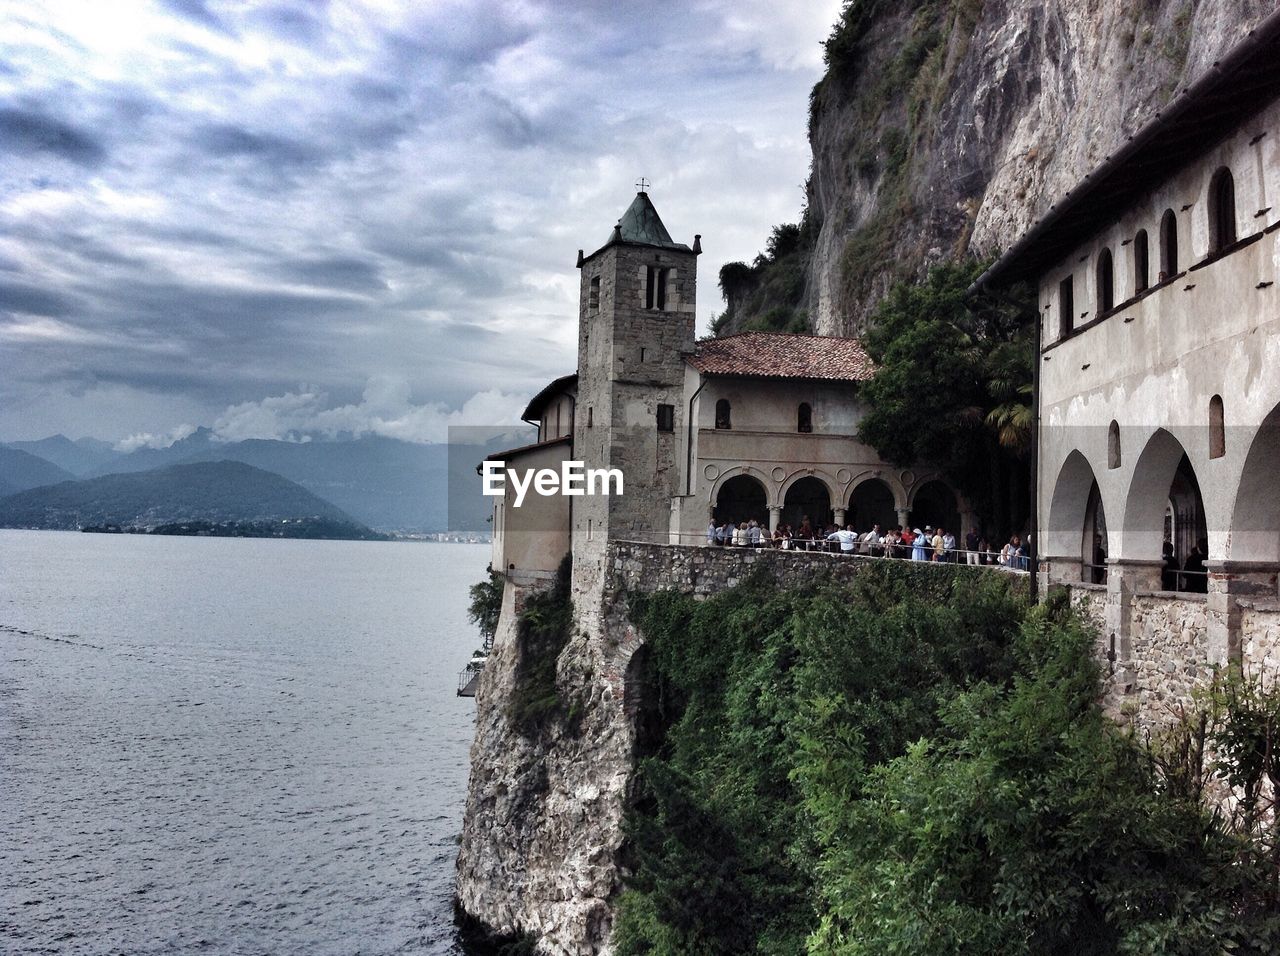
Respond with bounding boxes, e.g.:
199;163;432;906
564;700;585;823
75;428;526;531
6;435;121;476
0;460;377;537
0;447;76;494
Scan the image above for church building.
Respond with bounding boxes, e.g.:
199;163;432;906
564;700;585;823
486;190;965;598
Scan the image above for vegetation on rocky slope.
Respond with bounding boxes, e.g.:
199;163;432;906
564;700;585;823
613;565;1280;955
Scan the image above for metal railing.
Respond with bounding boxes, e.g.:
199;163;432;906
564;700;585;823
618;531;1032;571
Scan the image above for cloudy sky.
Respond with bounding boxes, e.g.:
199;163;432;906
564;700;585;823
0;0;841;446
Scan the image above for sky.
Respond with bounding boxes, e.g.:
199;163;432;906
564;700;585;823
0;0;842;447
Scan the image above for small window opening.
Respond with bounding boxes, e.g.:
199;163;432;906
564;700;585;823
1209;395;1225;459
1058;275;1074;339
645;266;669;310
1108;420;1121;469
640;347;647;363
656;404;674;432
1096;248;1114;314
714;398;731;430
1209;167;1236;252
1134;230;1149;292
587;406;593;428
589;275;600;311
797;402;812;433
1160;209;1179;279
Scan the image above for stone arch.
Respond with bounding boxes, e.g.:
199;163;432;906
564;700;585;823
712;470;770;526
908;479;960;535
1046;449;1105;567
1228;403;1280;565
847;476;899;532
781;474;834;531
1119;428;1205;565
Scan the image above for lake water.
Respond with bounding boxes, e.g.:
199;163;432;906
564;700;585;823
0;530;487;955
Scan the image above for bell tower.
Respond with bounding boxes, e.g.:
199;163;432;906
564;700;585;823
571;188;700;600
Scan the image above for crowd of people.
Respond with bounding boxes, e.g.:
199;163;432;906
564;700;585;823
706;517;1030;570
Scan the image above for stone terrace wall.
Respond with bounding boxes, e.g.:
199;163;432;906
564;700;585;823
1242;599;1280;679
1121;593;1211;725
604;540;1022;600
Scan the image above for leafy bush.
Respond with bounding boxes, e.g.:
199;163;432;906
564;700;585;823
613;565;1280;954
508;557;573;736
468;565;504;650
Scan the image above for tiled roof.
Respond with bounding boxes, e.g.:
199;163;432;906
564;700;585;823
521;373;577;422
689;332;876;382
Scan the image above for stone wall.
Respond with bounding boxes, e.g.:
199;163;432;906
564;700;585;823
1066;583;1280;733
1241;599;1280;678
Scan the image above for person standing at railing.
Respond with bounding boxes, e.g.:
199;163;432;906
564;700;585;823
931;527;945;562
1161;540;1179;590
707;519;718;547
912;528;928;561
827;524;857;554
965;528;981;566
942;529;957;563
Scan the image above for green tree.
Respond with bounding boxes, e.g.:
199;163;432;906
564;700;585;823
856;260;1033;536
468;564;504;651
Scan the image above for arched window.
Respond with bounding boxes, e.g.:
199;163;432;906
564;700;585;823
1209;395;1225;459
1159;209;1178;280
1058;275;1074;339
1209;167;1236;252
589;275;600;311
1133;230;1149;293
797;402;812;433
645;266;669;310
714;398;731;430
1108;420;1121;469
1096;248;1114;314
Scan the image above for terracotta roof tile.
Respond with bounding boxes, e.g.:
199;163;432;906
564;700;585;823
689;331;876;382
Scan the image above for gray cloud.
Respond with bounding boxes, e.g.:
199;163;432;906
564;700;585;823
0;106;107;166
0;0;842;442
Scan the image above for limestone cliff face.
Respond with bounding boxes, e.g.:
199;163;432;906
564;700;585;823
455;575;644;955
753;0;1272;334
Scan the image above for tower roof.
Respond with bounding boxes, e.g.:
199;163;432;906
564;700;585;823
581;191;692;264
613;192;689;251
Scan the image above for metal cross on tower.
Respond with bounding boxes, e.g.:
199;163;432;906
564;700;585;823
635;177;650;192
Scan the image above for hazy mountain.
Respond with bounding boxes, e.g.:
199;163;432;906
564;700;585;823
0;460;375;534
6;435;122;476
0;447;76;494
73;428;527;531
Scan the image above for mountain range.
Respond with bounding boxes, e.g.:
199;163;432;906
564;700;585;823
0;460;377;535
0;428;531;532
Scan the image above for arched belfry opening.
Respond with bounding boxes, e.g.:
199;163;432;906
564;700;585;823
1096;248;1114;313
1134;229;1149;292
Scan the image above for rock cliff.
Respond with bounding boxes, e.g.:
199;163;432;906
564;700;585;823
726;0;1272;335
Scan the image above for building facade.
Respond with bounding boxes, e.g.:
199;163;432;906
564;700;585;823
974;12;1280;677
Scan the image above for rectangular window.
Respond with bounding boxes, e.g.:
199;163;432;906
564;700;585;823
1058;275;1074;339
655;269;668;310
586;406;593;428
656;403;674;432
589;275;600;311
645;266;656;309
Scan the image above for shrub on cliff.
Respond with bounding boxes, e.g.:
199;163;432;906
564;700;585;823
613;566;1280;955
